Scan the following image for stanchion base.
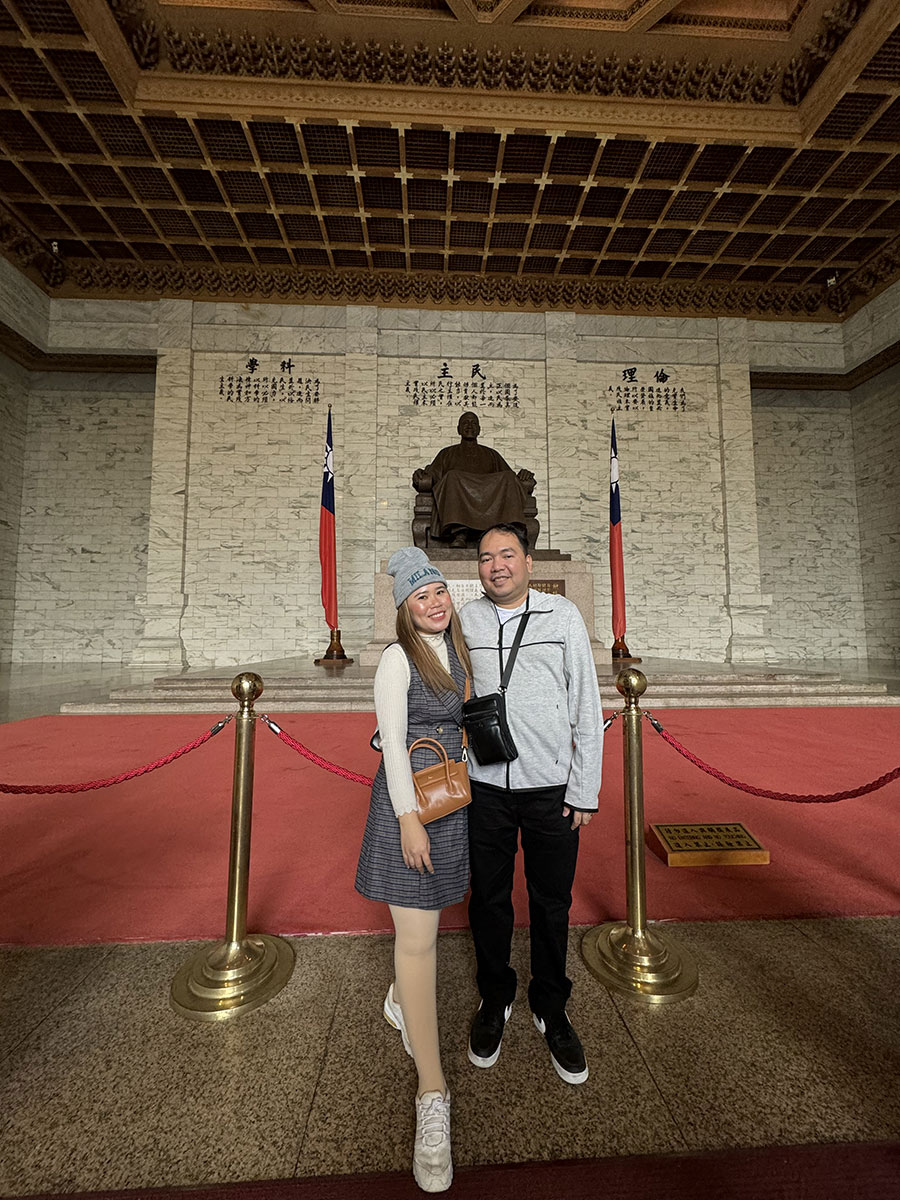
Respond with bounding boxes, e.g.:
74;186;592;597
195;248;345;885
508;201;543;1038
581;922;698;1004
315;628;354;667
170;934;295;1022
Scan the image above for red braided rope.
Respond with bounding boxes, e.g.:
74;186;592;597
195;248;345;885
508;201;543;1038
263;716;374;787
645;714;900;804
0;718;231;796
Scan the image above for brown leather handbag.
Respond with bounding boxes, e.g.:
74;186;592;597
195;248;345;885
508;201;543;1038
407;736;471;824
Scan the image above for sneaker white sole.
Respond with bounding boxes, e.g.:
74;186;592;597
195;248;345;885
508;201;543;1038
413;1158;453;1192
533;1013;589;1085
467;1002;513;1069
383;984;413;1057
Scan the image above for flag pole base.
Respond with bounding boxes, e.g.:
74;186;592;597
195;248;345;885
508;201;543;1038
315;628;354;667
611;637;641;663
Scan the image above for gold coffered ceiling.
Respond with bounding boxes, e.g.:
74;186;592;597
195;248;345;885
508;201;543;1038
0;0;899;318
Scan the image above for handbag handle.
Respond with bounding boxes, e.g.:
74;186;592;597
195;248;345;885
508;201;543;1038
408;736;451;766
408;737;453;792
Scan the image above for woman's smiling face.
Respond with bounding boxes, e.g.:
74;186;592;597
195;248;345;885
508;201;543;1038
406;581;452;634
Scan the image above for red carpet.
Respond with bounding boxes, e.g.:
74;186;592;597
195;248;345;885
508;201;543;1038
24;1142;900;1200
1;707;898;946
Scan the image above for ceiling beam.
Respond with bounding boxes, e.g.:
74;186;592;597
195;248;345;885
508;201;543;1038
627;0;683;36
799;0;900;140
66;0;141;105
490;0;538;27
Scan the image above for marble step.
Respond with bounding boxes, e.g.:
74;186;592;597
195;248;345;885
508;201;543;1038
61;676;898;713
141;668;849;690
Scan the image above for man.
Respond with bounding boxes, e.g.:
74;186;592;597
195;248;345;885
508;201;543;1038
459;524;603;1085
413;412;535;548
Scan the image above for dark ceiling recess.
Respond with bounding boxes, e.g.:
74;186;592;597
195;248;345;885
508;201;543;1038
0;0;898;318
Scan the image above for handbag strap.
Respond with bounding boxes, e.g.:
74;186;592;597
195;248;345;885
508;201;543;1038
432;667;470;751
498;609;531;693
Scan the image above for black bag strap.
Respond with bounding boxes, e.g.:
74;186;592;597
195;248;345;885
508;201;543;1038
498;607;531;693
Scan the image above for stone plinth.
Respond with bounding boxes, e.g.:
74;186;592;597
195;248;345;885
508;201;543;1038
360;556;606;667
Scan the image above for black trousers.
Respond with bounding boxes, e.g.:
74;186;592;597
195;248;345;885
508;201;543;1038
467;778;579;1018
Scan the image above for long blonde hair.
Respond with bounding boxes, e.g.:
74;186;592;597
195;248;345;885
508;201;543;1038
396;601;472;695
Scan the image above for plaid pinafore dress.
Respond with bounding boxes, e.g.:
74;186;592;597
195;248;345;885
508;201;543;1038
355;638;469;910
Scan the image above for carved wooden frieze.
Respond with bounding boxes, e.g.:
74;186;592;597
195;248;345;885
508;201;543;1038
59;257;831;319
0;212;66;289
106;0;868;106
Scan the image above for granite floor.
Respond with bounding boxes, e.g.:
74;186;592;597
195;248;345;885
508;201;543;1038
1;916;899;1197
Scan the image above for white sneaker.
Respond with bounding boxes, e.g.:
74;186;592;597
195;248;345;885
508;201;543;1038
383;983;412;1057
413;1090;452;1193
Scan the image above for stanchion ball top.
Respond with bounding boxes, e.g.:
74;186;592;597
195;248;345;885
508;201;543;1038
231;672;264;704
615;667;647;700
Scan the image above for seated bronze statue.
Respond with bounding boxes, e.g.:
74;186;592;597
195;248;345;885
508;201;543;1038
412;411;539;550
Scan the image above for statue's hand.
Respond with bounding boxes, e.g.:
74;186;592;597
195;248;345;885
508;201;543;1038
517;468;536;491
413;469;433;492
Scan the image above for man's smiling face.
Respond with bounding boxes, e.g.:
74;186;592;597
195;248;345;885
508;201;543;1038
478;529;532;608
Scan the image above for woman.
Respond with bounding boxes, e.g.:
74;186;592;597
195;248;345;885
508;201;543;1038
356;546;472;1194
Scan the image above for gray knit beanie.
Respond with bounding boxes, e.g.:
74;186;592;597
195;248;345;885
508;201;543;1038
387;546;447;608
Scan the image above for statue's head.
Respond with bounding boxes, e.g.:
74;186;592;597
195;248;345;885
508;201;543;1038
458;411;480;439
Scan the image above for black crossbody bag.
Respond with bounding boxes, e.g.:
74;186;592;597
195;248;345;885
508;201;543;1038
461;609;531;765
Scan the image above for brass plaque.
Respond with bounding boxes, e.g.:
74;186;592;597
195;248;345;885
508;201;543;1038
532;579;565;596
647;822;769;867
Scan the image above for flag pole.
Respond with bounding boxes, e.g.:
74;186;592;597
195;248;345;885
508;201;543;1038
609;418;640;663
315;406;353;667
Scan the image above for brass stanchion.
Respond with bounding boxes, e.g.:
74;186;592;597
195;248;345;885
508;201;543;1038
581;668;698;1003
171;672;295;1021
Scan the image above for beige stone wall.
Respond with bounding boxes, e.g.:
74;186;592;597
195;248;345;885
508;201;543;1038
752;389;867;660
2;274;894;667
575;315;732;659
851;361;900;659
11;372;153;661
0;354;28;660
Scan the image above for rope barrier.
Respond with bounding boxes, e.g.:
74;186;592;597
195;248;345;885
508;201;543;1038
262;716;375;787
0;718;232;796
19;699;876;806
644;712;900;804
264;712;616;787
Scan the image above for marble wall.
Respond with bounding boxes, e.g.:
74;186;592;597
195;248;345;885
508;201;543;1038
121;302;751;666
850;361;900;659
10;373;153;662
0;353;28;657
752;389;867;659
843;279;900;371
182;347;345;666
575;315;731;659
1;274;897;666
747;319;846;374
0;257;48;348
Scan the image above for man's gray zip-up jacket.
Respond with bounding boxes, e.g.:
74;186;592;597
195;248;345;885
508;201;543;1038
460;588;604;810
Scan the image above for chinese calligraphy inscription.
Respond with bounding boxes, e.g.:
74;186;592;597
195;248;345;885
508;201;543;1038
608;366;687;415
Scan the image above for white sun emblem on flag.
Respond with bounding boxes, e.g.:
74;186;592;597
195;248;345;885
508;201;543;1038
323;446;334;482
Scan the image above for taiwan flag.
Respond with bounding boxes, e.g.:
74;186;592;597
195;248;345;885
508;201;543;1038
319;408;338;630
609;419;626;641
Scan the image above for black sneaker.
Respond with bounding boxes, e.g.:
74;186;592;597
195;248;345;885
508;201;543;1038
467;1000;513;1068
533;1010;589;1085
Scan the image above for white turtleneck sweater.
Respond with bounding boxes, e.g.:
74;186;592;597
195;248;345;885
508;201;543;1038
374;630;449;818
